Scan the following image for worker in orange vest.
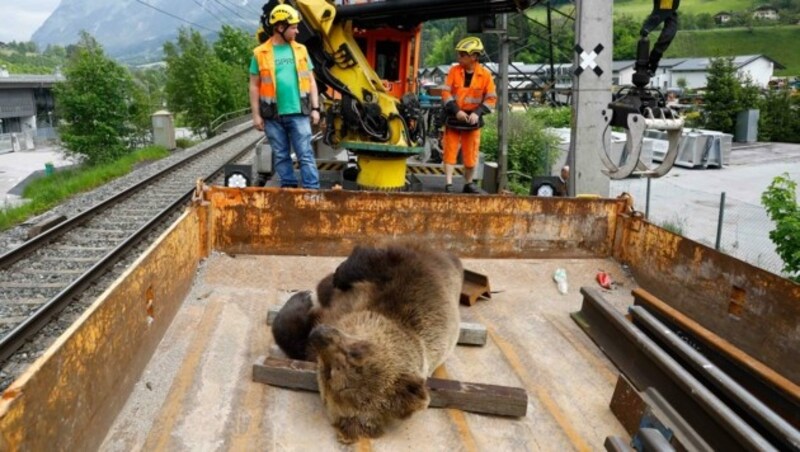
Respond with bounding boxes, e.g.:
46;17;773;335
441;37;497;194
250;3;321;189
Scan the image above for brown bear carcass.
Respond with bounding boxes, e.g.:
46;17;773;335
299;240;463;443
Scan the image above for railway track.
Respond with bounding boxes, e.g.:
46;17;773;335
0;124;262;383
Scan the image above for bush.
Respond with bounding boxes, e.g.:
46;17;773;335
527;106;572;128
759;88;800;143
761;173;800;282
176;137;198;149
683;111;703;129
480;109;561;193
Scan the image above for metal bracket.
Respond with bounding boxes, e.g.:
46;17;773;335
599;108;684;180
191;179;210;206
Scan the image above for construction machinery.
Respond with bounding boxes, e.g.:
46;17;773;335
287;0;532;190
257;0;685;193
601;38;684;180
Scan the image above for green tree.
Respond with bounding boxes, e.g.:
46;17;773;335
613;15;641;60
132;67;168;111
213;25;253;112
424;27;461;67
43;44;67;60
214;25;254;68
759;88;800;142
54;32;141;165
164;28;243;137
737;74;761;111
703;57;740;133
761;173;800;282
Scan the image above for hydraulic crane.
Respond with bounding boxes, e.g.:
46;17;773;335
291;0;531;190
267;0;683;192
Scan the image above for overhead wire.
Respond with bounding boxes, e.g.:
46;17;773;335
212;0;259;26
217;0;261;23
235;0;263;15
192;0;228;26
133;0;216;32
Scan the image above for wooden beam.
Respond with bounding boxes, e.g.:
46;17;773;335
253;356;528;417
266;306;487;346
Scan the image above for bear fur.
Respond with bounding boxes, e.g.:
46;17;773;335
271;290;315;360
307;239;463;444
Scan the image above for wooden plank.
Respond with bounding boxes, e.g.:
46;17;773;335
253;356;527;417
266;306;487;346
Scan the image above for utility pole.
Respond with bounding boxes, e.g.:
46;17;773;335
497;13;510;192
568;0;612;196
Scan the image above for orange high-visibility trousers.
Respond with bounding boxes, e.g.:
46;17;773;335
443;127;481;168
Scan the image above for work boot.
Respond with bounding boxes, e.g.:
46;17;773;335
462;182;479;194
444;184;453;193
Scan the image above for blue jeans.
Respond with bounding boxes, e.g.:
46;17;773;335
264;115;320;189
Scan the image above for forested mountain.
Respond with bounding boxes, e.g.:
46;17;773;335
31;0;260;62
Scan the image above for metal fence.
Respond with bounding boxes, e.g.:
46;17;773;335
610;178;786;277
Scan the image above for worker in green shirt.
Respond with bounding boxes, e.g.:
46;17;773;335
249;3;321;189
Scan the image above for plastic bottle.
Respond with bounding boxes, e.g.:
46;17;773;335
553;268;568;295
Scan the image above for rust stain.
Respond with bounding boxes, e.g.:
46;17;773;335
619;218;800;383
143;300;224;451
206;188;622;259
1;388;20;401
1;211;201;451
433;366;478;452
478;318;592;452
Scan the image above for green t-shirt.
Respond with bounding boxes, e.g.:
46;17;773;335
250;44;314;116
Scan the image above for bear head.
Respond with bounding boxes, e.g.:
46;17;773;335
308;322;430;443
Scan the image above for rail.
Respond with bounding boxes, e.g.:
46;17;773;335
209;108;251;135
0;124;261;365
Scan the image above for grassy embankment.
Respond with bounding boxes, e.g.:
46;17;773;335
612;0;755;17
528;2;800;76
0;146;170;231
667;26;800;76
529;0;755;21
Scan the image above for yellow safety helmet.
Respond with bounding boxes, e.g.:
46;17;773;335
269;4;301;25
455;37;484;55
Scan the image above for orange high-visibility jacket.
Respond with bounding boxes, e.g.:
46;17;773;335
441;63;497;114
253;40;313;119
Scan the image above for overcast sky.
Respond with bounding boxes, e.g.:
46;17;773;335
0;0;61;43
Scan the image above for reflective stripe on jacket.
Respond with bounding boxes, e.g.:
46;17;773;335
441;63;497;114
656;0;679;11
253;40;312;119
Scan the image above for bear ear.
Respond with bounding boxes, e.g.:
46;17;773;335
392;373;430;419
345;340;373;364
316;273;335;307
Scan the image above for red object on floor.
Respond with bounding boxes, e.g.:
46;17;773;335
596;271;612;289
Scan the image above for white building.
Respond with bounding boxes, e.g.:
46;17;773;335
753;6;779;20
714;12;733;24
612;55;783;90
670;55;782;89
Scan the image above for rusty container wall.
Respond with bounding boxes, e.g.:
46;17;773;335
0;211;203;451
613;214;800;385
207;188;626;258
